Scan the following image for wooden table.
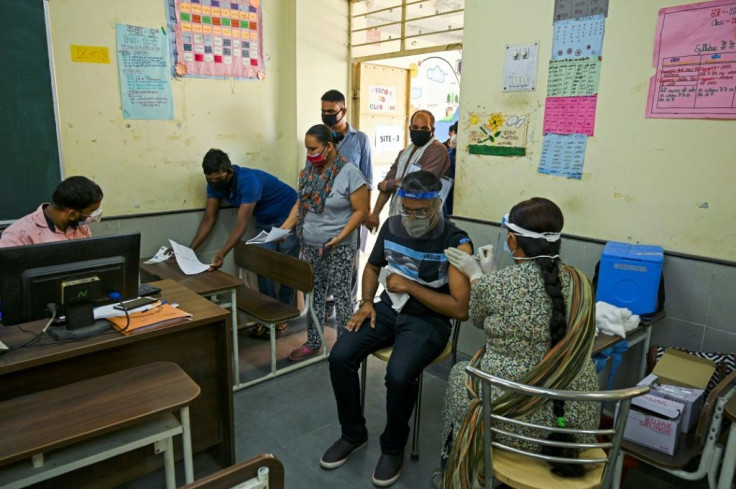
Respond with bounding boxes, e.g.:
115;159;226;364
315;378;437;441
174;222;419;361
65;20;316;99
592;311;665;380
717;393;736;489
0;280;234;489
140;259;242;381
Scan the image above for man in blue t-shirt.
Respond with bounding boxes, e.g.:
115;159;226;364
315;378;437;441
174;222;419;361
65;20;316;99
189;148;298;337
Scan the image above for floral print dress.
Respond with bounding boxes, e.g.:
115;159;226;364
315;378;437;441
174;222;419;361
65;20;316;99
440;261;599;455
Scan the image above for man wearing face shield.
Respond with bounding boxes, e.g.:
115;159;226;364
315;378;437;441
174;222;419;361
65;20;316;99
364;110;450;232
322;171;472;487
0;176;104;247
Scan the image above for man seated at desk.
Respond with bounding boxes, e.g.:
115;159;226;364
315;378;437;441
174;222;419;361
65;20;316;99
0;176;103;248
189;148;299;339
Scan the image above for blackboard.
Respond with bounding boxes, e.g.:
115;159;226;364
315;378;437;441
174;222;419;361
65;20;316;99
0;0;61;221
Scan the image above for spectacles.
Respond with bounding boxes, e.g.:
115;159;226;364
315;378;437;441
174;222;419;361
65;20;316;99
399;206;434;219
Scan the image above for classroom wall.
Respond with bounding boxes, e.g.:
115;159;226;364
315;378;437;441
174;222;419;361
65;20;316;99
48;0;346;218
51;0;348;267
454;0;736;261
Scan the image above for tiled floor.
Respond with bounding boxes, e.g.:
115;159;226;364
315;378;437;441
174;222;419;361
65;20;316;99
122;314;711;489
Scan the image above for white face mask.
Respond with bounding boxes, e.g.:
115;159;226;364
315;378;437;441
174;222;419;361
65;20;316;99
83;207;103;224
450;134;457;144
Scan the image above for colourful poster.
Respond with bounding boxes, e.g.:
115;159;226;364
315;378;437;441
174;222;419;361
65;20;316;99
547;57;602;97
647;0;736;119
166;0;264;79
468;113;528;157
538;134;587;180
543;95;598;136
552;14;605;60
554;0;609;21
369;86;397;113
116;24;173;120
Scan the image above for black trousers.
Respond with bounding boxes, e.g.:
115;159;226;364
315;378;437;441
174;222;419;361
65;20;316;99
329;300;450;455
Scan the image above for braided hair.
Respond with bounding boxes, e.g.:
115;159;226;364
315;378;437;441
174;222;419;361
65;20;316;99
508;197;584;477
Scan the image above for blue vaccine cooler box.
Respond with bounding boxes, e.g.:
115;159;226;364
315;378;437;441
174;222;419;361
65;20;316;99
596;242;664;315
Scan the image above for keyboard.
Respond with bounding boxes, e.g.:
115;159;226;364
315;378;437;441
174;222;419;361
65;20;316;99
138;283;162;297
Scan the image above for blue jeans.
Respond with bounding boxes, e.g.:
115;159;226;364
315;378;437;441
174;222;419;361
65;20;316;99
254;224;299;306
329;300;450;454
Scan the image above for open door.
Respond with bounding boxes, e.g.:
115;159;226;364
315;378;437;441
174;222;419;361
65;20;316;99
352;62;410;176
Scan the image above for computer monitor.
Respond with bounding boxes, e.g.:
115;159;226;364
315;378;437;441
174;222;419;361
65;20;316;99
0;233;141;334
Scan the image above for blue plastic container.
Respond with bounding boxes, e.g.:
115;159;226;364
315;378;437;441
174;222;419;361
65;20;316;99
596;242;664;315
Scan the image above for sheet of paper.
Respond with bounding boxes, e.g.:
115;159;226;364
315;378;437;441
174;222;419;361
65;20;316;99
647;0;736;119
245;227;291;245
93;301;155;319
504;42;539;92
537;134;587;180
116;24;173;120
552;14;605;61
554;0;609;21
144;245;174;264
547;57;602;97
543;95;598;136
169;240;210;275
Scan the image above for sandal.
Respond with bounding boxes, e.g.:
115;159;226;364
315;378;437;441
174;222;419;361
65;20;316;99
250;323;288;340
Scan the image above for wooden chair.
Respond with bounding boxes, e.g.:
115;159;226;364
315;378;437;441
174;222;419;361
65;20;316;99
232;242;327;390
612;348;736;489
466;365;649;489
359;317;462;460
182;453;284;489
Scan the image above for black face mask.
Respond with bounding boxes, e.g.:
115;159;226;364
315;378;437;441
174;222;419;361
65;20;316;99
410;129;432;147
321;110;344;128
210;172;233;192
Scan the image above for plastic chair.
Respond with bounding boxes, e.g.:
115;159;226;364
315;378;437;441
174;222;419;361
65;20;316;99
232;242;327;390
359;318;462;460
612;347;736;489
466;365;649;489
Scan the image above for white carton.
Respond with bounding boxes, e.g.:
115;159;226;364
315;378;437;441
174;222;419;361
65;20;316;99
618;393;684;455
638;373;704;433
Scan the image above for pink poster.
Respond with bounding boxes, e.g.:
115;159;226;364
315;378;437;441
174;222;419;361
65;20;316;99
543;95;598;136
166;0;264;80
647;0;736;119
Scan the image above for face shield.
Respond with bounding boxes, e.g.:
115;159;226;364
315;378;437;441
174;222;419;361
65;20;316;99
388;189;445;240
492;213;562;269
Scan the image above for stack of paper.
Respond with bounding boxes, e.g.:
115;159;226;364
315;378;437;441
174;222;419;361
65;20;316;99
107;302;191;335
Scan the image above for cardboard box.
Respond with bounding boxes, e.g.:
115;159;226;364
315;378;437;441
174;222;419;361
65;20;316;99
596;242;664;314
639;349;716;433
618;394;684;455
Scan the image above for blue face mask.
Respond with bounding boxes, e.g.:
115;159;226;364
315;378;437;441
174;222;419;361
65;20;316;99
503;240;516;258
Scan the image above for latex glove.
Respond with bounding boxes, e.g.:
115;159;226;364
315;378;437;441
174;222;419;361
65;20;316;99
445;247;484;282
477;244;495;274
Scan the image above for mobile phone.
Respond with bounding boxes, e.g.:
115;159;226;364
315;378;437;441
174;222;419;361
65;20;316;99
113;296;157;311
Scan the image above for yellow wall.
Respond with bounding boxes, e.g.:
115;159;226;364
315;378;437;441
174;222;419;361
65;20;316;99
455;0;736;260
48;0;346;217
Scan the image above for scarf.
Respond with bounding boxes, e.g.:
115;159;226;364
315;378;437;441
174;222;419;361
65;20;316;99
444;264;596;489
295;152;347;239
387;136;439;216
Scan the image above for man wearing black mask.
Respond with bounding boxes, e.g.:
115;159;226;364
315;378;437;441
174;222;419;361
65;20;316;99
189;148;298;336
365;110;449;232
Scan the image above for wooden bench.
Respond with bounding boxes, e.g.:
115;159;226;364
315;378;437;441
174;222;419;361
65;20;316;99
182;453;284;489
232;242;327;390
0;362;200;489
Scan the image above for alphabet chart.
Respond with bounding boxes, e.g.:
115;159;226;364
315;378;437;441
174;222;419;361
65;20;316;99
166;0;263;79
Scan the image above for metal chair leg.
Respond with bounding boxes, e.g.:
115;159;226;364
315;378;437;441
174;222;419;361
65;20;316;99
360;358;367;417
411;371;423;460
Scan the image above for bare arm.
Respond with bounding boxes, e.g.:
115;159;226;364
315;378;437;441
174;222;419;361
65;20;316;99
385;242;472;320
210;202;256;269
346;262;381;332
189;198;222;250
326;185;368;248
279;202;299;230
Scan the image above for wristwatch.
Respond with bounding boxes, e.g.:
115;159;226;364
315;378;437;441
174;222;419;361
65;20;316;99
358;298;374;307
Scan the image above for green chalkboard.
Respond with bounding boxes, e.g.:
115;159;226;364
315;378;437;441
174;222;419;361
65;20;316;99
0;0;61;221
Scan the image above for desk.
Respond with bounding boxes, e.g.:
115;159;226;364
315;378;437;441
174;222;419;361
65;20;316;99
140;260;243;385
593;312;665;381
0;280;234;489
717;393;736;489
